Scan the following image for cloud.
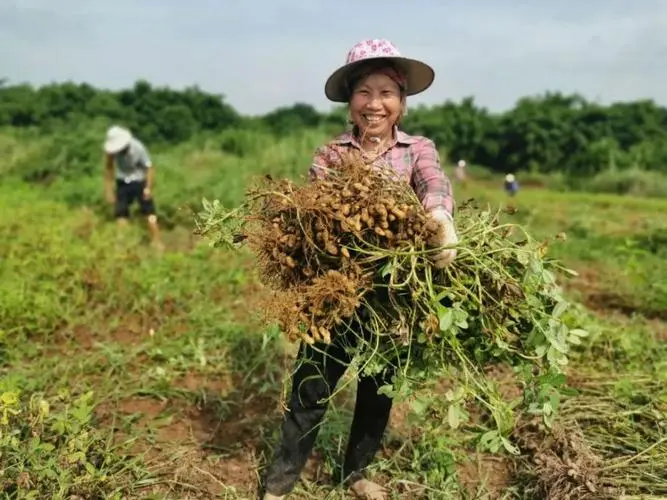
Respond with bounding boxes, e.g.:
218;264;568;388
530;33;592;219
1;0;665;114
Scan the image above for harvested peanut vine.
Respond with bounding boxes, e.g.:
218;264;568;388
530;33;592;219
194;151;588;449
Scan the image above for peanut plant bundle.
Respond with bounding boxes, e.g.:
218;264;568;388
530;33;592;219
194;151;588;447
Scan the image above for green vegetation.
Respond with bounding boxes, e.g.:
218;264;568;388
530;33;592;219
2;80;667;196
1;81;666;499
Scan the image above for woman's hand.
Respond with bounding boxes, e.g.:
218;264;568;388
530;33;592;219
428;208;458;268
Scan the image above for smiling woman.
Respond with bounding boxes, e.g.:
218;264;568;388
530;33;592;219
260;38;459;500
324;39;434;145
347;63;405;143
316;39;458;270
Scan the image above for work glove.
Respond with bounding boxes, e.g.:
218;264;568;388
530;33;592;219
428;208;458;268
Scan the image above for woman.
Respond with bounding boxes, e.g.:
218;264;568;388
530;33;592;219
261;39;458;500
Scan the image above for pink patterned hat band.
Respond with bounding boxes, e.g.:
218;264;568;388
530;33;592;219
344;61;408;93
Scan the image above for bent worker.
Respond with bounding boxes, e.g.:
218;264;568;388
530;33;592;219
261;38;457;500
504;173;519;197
103;125;163;249
455;159;467;184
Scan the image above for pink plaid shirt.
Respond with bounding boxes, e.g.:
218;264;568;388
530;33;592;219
309;128;454;215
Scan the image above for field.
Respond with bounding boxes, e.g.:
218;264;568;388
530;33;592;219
1;128;666;500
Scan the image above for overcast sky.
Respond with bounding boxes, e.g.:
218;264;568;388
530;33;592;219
1;0;666;115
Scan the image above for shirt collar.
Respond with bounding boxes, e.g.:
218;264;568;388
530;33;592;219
333;126;417;148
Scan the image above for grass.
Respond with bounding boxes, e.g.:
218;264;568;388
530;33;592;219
1;129;666;499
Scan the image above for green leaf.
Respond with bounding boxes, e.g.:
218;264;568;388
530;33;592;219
380;260;395;278
544;373;567;386
377;384;396;398
552;301;568;318
501;436;521;455
1;391;19;405
448;404;461;429
495;339;510;351
479;430;502;453
84;460;97;476
44;468;59;480
547;345;568;366
411;398;428;416
438;307;453;332
454;309;469;329
561;387;579;397
68;451;86;463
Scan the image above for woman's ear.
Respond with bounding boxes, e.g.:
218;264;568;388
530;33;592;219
396;98;408;126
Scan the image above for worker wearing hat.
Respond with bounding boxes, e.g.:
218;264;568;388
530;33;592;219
103;126;163;248
455;159;467;183
504;173;519;197
261;38;458;500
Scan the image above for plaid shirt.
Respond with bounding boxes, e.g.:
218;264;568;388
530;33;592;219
309;127;454;215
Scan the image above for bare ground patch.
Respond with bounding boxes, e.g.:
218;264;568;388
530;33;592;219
563;264;667;321
456;453;513;498
94;385;283;499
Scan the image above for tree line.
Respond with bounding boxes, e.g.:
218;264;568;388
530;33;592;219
1;79;666;176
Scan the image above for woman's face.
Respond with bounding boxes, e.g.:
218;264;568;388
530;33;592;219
349;72;403;141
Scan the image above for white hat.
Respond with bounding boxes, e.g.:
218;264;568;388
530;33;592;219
104;126;132;154
457;160;466;168
324;39;435;103
505;174;515;183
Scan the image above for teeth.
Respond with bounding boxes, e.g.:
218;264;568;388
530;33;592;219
364;115;384;122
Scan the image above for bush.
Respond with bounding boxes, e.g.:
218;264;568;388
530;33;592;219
580;168;667;198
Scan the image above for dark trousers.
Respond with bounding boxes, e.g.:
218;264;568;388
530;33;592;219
263;328;395;496
114;180;156;218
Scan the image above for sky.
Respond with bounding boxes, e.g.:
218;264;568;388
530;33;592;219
1;0;666;116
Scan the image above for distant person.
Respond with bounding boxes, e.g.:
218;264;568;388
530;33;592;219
103;125;163;249
504;173;519;197
455;159;467;183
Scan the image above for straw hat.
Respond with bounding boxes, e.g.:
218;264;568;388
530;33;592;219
324;38;435;103
104;125;132;154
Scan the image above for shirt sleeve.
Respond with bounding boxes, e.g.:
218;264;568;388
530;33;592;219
136;142;153;168
308;144;341;181
411;138;455;216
